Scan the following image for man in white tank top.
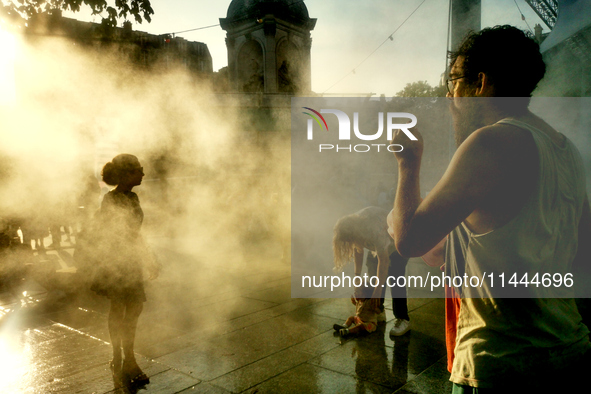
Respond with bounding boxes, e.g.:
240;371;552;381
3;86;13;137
388;25;591;392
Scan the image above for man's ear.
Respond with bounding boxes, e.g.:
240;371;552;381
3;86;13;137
475;72;494;96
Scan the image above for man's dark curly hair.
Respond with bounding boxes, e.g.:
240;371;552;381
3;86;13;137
449;25;546;98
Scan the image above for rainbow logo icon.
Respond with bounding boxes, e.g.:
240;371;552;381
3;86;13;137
302;107;328;131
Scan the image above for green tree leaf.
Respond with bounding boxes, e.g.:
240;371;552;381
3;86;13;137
1;0;153;27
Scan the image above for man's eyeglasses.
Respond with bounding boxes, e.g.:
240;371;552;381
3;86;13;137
446;76;465;95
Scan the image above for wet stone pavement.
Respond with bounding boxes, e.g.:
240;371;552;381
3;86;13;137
0;236;451;394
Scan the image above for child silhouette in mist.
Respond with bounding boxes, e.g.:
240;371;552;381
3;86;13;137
91;154;159;387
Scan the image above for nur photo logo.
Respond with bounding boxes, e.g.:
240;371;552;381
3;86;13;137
302;107;418;153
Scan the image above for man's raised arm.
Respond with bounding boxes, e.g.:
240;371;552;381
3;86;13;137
390;124;534;257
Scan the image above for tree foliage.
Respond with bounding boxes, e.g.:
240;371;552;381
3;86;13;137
396;80;447;98
2;0;153;27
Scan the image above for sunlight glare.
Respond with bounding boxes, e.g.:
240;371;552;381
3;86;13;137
0;337;25;391
0;25;17;105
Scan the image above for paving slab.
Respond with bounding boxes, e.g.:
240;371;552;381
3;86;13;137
308;332;411;391
290;330;342;356
244;363;393;394
209;347;312;393
1;243;451;394
155;309;336;381
395;357;453;394
177;382;232;393
128;368;201;393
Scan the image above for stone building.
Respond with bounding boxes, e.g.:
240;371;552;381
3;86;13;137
220;0;316;94
25;10;213;75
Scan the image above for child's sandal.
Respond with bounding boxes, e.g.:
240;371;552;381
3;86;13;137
122;360;150;387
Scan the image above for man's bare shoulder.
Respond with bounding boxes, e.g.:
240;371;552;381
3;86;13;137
443;122;539;233
464;123;536;153
429;121;537;208
453;123;538;179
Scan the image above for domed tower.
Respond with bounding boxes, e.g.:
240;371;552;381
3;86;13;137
220;0;316;94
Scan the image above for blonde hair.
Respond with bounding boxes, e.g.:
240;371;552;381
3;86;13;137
333;214;363;271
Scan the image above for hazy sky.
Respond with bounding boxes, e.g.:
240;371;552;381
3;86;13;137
64;0;545;95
